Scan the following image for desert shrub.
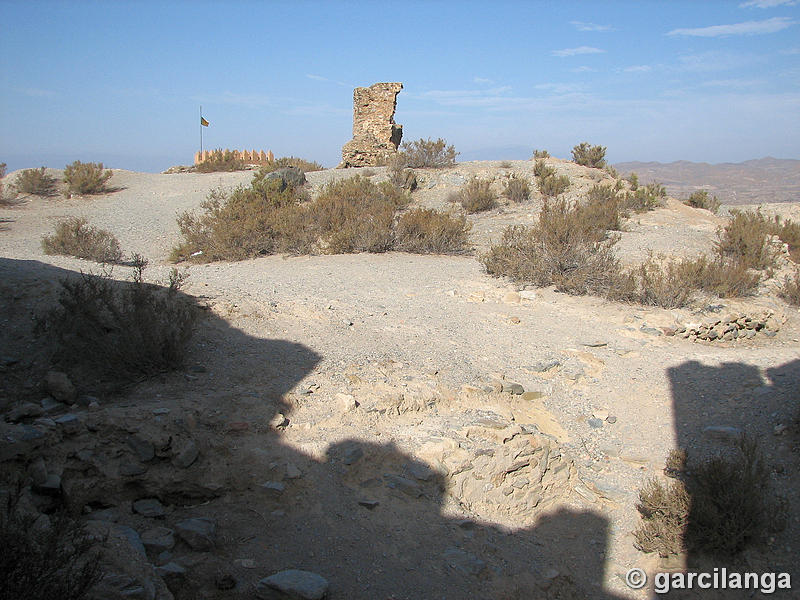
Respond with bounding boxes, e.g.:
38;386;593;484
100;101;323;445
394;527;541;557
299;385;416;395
664;448;688;478
0;162;18;205
1;483;101;600
196;149;245;173
624;255;697;308
635;437;780;558
583;184;623;231
394;208;471;254
41;217;123;263
499;160;512;169
458;177;496;213
685;189;721;214
386;154;417;191
622;181;665;213
571;142;607;168
677;255;761;297
532;149;550;159
63;161;112;195
173;179;298;261
533;159;570;198
715;209;778;271
253;165;306;191
307;176;405;253
259;156;324;173
482;198;622;296
43;257;197;386
769;216;800;263
533;159;554;180
633;477;690;557
399;138;458;168
627;172;639;191
503;174;531;202
604;165;619;178
779;267;800;305
15;167;58;197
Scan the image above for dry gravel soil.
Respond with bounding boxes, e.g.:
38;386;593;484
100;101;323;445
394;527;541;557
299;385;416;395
1;161;799;599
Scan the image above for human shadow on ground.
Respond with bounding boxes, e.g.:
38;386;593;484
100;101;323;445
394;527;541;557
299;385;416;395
665;358;799;598
0;257;627;599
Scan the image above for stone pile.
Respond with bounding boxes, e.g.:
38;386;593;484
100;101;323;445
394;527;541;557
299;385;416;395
672;310;782;341
340;82;404;167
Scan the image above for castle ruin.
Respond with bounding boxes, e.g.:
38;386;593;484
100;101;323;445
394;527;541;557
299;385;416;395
339;82;403;168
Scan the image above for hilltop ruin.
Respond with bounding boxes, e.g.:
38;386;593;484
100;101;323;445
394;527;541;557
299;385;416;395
339;82;403;168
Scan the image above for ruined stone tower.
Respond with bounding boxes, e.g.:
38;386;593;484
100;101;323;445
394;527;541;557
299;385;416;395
339;82;403;168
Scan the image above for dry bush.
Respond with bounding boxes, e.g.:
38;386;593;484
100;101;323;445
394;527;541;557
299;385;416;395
195;149;245;173
42;257;197;387
664;448;688;478
499;160;512;169
532;149;550;159
678;255;761;297
622;181;665;213
503;174;531;202
458;177;496;213
253;165;306;191
399;138;458;168
583;184;623;231
259;156;324;173
715;209;778;271
63;161;112;195
15;167;58;197
395;208;471;254
779;267;800;305
624;256;696;308
41;217;123;263
769;216;800;263
386;154;417;191
685;189;721;214
1;483;101;600
482;198;622;296
173;179;298;262
633;477;690;557
533;159;570;198
0;162;19;206
571;142;607;168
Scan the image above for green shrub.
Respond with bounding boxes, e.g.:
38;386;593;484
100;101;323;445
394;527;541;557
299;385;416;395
63;161;112;195
533;159;554;180
627;172;639;191
1;483;101;600
571;142;607;168
458;177;496;213
41;217;123;263
533;159;570;198
503;174;531;202
15;167;58;197
399;138;458;168
196;149;245;173
394;208;471;254
532;149;550;159
481;198;621;296
715;209;778;271
685;189;721;213
779;267;800;305
43;256;197;386
622;181;665;213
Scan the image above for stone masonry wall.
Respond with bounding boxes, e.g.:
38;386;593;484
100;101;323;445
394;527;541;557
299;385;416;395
339;82;403;168
194;149;275;165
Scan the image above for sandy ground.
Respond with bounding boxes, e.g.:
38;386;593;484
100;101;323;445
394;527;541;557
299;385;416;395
1;162;799;599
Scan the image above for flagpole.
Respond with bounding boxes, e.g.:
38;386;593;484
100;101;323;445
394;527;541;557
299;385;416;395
200;105;203;156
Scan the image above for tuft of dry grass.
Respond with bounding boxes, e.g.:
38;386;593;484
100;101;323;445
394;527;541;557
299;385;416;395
41;217;123;263
14;167;58;197
394;208;471;254
503;174;531;202
458;177;496;213
63;161;112;195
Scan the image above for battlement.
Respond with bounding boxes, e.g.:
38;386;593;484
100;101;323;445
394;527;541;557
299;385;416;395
194;149;275;165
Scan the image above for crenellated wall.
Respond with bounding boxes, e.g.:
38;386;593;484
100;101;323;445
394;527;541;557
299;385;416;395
194;149;275;165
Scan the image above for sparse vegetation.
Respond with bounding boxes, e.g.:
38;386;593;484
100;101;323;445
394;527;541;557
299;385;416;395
769;216;800;263
41;217;123;263
503;174;531;203
196;149;245;173
583;184;623;232
399;138;458;169
387;154;418;191
622;181;666;213
259;156;324;173
0;162;18;205
571;142;607;169
634;437;781;558
42;256;197;386
1;482;102;600
779;267;800;305
63;161;113;195
685;189;721;214
534;160;570;198
14;167;58;197
458;177;496;213
394;208;471;254
627;172;639;191
532;149;550;159
715;209;778;271
499;160;512;169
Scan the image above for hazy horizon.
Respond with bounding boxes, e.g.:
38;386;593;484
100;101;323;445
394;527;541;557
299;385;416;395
2;0;799;173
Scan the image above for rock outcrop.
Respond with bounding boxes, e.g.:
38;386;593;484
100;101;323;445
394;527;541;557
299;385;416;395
339;82;403;168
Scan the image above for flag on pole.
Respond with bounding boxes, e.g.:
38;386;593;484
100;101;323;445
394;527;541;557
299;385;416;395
200;116;209;127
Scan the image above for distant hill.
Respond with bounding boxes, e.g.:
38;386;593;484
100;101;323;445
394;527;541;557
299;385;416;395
613;157;800;205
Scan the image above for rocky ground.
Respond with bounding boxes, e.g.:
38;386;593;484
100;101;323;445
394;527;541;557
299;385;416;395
1;160;798;599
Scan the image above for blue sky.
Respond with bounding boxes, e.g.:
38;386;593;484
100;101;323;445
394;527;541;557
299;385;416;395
1;0;799;172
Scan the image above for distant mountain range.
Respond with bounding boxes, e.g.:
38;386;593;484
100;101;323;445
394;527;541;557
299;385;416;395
613;157;800;205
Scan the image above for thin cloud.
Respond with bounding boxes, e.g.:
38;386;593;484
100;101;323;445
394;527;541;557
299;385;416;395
570;21;613;32
740;0;797;7
667;16;796;37
623;65;652;73
306;73;352;87
551;46;606;57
